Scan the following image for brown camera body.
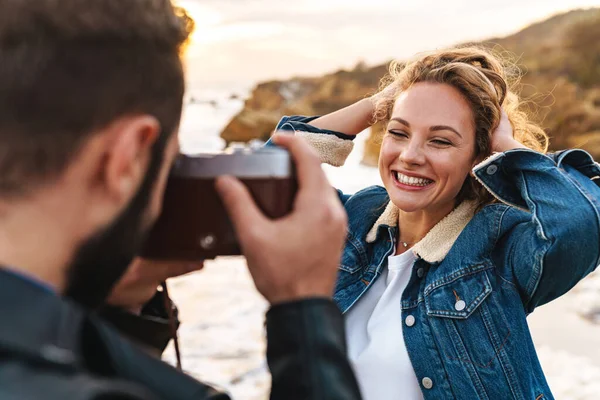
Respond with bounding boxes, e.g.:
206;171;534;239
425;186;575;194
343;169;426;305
141;145;297;260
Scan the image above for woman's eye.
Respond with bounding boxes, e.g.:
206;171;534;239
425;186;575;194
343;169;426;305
388;130;408;138
431;139;452;146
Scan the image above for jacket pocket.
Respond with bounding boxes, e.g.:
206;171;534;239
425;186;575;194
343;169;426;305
425;267;492;318
339;234;367;274
424;266;513;382
339;252;362;274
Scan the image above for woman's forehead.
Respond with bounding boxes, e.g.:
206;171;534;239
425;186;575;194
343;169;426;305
390;82;475;133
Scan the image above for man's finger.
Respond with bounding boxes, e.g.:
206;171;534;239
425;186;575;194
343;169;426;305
272;134;329;193
127;259;204;281
161;261;204;280
216;175;267;235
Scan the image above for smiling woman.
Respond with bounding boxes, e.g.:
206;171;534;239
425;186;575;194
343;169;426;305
267;46;600;400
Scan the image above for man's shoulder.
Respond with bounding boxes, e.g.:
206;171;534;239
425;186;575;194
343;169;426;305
0;284;227;400
0;360;157;400
91;318;230;400
0;324;230;400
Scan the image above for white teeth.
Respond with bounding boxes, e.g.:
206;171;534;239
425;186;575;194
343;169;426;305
394;171;433;187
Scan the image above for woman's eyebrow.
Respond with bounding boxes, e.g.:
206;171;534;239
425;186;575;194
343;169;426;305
390;117;410;127
430;125;463;139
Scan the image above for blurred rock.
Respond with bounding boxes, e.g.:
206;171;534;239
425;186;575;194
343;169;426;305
220;65;386;147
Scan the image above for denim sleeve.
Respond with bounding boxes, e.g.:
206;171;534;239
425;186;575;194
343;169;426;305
265;116;356;167
265;116;355;206
474;148;600;312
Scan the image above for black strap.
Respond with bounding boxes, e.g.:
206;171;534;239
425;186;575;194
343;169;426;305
161;281;182;370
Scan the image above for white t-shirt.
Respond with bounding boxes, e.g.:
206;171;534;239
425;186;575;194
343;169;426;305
344;250;424;400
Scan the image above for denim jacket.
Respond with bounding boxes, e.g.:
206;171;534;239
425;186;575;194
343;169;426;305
271;115;600;400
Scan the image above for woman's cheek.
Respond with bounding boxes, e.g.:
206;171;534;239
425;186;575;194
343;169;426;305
380;137;402;159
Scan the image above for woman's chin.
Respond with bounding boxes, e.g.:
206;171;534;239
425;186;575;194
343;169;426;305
389;197;429;213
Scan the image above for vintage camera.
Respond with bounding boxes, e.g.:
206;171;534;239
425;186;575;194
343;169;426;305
141;144;297;260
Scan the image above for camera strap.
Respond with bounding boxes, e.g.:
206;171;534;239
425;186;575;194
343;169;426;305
161;281;182;370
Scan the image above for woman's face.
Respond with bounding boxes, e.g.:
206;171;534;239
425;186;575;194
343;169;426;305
378;82;478;215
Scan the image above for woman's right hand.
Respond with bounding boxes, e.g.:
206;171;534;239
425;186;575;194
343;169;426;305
369;81;400;108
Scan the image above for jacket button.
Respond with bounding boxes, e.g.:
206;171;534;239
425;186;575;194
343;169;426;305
405;315;416;327
455;300;466;311
422;377;434;389
417;268;425;278
486;164;498;175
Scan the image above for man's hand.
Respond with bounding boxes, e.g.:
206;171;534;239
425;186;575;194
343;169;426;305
216;134;348;305
107;258;204;313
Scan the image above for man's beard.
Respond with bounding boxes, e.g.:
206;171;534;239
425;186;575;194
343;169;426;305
64;136;168;309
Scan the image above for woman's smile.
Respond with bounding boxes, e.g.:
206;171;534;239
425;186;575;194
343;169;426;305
391;170;435;191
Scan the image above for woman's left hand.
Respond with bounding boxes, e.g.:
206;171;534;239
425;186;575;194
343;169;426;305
491;109;526;152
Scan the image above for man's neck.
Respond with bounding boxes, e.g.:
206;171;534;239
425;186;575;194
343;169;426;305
0;195;84;294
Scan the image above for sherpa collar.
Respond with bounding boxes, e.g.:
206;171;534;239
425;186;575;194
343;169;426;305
365;200;477;263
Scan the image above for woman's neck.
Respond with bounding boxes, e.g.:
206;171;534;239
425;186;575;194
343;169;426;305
396;201;456;253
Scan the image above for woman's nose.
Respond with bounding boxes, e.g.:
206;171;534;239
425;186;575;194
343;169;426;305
399;140;425;165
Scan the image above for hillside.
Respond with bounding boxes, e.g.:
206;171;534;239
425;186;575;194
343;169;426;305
219;8;600;164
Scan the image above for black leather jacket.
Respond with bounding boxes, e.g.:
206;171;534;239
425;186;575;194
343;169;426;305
0;269;362;400
98;289;179;356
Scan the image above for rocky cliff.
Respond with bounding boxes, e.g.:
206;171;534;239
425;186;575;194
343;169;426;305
220;8;600;164
220;63;387;145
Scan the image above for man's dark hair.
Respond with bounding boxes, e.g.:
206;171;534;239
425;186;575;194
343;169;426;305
0;0;194;196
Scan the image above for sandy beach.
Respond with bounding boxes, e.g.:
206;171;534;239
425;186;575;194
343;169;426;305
163;260;600;400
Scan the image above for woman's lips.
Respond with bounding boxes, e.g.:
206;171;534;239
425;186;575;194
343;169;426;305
392;170;434;191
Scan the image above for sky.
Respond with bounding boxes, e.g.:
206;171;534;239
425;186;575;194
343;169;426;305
176;0;600;92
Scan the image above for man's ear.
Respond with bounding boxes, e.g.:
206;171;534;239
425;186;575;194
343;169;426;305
102;115;160;204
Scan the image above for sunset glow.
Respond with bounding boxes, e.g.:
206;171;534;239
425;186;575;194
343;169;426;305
175;0;600;90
